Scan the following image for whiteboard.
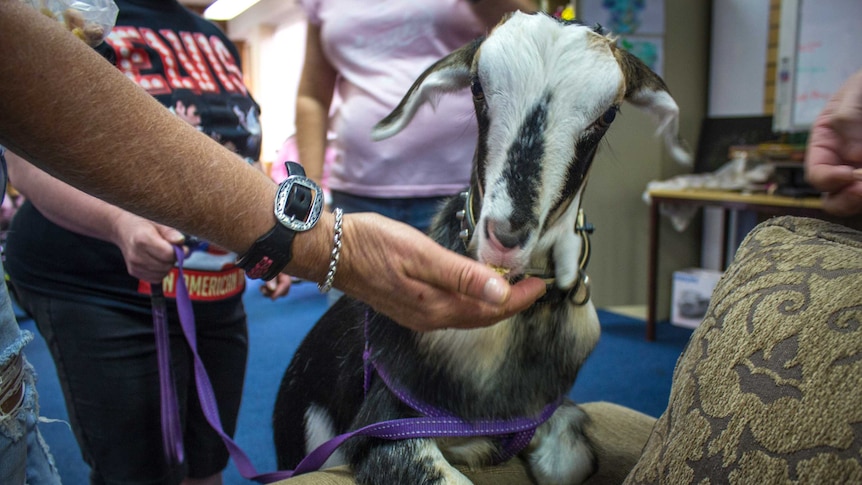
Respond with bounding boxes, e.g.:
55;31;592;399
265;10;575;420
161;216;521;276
774;0;862;132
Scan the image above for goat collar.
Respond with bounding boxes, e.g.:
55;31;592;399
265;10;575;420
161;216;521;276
456;185;594;306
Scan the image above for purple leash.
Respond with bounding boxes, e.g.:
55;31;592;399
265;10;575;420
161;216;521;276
155;245;559;482
151;283;183;465
363;309;560;463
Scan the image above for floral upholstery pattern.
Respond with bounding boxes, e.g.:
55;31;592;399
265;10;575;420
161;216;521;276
626;216;862;484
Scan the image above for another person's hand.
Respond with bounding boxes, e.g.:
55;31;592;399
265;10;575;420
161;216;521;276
805;68;862;216
336;213;547;332
260;273;293;300
111;213;184;283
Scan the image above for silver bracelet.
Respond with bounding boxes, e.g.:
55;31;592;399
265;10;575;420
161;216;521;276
318;208;343;293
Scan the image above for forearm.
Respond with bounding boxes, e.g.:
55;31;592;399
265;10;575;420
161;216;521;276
295;95;331;184
0;0;278;256
6;150;138;245
294;24;337;185
468;0;538;28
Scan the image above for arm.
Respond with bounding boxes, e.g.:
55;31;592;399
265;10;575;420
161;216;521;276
468;0;538;28
295;22;337;186
805;68;862;216
0;0;273;254
6;150;184;283
0;0;545;330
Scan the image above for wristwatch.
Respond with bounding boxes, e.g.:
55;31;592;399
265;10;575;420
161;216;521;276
236;161;324;280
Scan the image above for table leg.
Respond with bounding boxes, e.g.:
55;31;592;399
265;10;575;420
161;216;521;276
646;198;659;341
721;209;731;270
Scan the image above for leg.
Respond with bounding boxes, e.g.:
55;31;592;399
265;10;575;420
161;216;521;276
0;256;61;485
646;196;660;341
526;400;596;485
355;438;473;485
15;288;186;484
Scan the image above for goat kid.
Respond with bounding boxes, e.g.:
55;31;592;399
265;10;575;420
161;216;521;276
273;12;689;485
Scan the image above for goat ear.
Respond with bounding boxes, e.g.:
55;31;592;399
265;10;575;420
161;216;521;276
616;48;692;164
372;38;483;141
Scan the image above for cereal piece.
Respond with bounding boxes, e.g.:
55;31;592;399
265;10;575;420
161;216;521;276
81;25;106;46
488;264;511;277
39;7;57;19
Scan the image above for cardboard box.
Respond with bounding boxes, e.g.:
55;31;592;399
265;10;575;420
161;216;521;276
671;268;723;329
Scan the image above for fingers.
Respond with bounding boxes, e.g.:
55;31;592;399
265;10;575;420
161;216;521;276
117;220;180;283
336;213;546;332
832;70;862;132
805;151;855;193
805;68;862;217
444;252;512;305
408;276;547;331
155;224;186;246
821;181;862;217
260;274;292;299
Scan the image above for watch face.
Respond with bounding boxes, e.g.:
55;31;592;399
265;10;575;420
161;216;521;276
274;176;324;232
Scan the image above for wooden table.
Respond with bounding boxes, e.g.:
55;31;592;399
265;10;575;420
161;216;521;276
645;188;826;341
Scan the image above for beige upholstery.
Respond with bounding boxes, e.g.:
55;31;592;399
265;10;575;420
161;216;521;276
626;216;862;484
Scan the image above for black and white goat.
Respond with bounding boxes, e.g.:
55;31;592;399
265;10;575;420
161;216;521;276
273;11;689;485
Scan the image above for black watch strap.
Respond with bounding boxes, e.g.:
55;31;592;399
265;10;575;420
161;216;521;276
235;223;297;281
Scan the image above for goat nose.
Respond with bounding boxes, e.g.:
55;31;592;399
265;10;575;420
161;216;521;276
486;219;524;250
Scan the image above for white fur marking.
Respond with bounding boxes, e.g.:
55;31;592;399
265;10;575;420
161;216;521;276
529;403;596;485
304;404;346;469
416;440;474;485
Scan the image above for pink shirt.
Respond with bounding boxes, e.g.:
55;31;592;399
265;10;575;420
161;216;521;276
301;0;483;198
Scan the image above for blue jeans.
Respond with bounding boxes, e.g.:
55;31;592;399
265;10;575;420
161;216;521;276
0;146;61;484
326;191;454;306
0;276;61;485
329;190;450;235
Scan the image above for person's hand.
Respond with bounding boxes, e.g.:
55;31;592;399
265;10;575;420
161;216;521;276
261;273;293;300
805;69;862;216
111;212;184;283
335;213;547;332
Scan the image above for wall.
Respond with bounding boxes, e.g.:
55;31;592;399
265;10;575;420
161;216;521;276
581;0;709;312
699;1;771;273
709;1;770;116
226;0;306;164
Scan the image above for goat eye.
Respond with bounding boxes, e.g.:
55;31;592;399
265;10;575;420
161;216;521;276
471;79;484;101
599;107;617;126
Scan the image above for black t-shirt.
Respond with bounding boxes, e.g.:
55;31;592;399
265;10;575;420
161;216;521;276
6;0;259;311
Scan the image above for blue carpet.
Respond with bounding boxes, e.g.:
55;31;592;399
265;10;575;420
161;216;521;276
19;279;692;484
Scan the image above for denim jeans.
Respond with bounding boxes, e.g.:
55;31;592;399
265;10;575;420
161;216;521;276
0;276;61;485
0;147;61;485
329;190;449;235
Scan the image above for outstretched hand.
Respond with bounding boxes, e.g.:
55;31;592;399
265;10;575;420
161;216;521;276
805;68;862;216
335;213;547;332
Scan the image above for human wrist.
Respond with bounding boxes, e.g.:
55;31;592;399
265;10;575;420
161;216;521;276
318;207;343;293
284;209;338;283
107;210;143;248
236;162;324;280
